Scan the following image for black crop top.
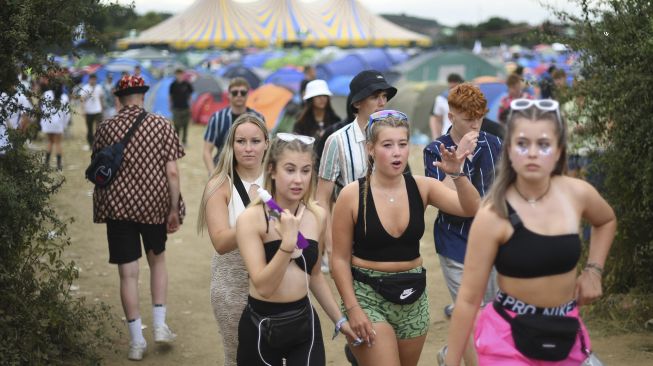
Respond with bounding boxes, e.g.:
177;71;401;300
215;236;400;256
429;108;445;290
352;174;425;262
263;239;319;274
495;202;581;278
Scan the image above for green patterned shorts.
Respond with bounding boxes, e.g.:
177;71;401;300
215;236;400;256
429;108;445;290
344;266;430;339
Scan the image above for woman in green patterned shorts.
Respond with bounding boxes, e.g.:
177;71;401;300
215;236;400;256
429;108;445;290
331;110;481;366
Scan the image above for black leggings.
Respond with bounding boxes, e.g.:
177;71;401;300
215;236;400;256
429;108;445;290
237;296;325;366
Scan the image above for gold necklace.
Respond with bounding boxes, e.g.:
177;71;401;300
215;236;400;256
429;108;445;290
514;181;551;207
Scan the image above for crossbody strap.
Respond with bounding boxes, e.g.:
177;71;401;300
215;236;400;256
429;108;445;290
232;170;251;207
120;111;148;147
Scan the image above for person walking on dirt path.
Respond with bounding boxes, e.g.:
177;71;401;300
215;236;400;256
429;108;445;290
331;109;481;366
198;113;269;366
92;74;185;361
79;73;104;149
169;68;193;147
202;77;264;176
442;99;616;365
235;133;357;365
424;83;502;366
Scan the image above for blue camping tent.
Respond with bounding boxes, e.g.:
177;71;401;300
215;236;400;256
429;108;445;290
144;76;174;119
243;51;284;69
476;82;508;121
327;75;354;97
264;67;304;93
384;49;409;65
82;58;156;87
354;49;393;72
216;64;261;89
316;54;368;80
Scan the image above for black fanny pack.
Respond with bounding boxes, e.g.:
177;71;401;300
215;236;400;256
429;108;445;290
248;302;313;349
493;301;579;361
352;268;426;305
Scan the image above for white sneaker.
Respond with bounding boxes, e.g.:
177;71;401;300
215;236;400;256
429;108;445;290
153;324;177;343
128;340;147;361
437;345;447;366
321;255;330;273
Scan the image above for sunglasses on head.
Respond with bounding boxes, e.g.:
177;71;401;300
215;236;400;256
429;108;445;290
230;89;248;97
367;109;408;128
510;98;559;111
276;132;315;145
510;98;561;122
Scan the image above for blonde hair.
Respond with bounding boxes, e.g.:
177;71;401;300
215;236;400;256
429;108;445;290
251;136;322;222
362;116;410;233
197;113;269;233
484;106;567;218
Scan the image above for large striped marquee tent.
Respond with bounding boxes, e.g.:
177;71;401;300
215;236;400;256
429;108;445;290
118;0;431;48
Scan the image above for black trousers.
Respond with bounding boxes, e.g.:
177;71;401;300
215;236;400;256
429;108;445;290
237;296;325;366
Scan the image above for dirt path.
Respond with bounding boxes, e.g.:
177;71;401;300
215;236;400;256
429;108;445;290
45;112;652;365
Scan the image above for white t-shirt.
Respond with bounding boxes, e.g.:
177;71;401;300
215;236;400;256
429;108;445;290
0;92;32;154
433;95;451;136
80;84;104;114
1;92;32;129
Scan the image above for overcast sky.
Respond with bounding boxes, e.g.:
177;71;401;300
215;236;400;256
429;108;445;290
120;0;580;27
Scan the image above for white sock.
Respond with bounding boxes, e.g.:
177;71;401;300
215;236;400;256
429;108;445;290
127;318;145;344
152;304;166;328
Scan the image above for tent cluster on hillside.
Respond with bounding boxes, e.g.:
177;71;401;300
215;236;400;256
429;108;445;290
118;0;431;49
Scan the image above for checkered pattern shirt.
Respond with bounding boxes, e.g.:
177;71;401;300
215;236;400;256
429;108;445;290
92;105;185;224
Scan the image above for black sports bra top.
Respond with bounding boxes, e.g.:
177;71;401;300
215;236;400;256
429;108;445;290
495;201;581;278
263;239;319;274
353;174;425;262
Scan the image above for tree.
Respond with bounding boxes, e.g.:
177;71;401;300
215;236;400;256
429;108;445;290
1;0;117;363
555;0;653;322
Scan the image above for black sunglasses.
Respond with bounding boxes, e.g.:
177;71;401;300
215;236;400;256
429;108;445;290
230;89;248;97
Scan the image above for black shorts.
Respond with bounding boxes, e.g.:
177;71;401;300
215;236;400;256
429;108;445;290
106;219;167;264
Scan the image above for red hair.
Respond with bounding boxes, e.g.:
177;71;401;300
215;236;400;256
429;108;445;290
447;83;488;119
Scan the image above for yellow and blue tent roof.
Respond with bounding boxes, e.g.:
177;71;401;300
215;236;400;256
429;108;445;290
118;0;431;49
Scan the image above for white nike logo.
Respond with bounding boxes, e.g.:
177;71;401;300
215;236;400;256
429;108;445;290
399;288;416;300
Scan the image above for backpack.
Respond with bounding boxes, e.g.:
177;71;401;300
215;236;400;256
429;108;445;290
85;111;147;187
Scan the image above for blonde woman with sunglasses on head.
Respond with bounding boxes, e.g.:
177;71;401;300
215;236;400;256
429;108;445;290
442;99;616;366
198;113;269;366
331;110;481;366
235;133;357;365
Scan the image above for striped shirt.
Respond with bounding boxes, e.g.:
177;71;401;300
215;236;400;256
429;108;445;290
318;119;367;196
203;107;263;149
423;131;502;263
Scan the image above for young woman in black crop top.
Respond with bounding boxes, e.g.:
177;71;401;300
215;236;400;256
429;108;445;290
331;110;481;366
235;134;356;365
443;99;617;366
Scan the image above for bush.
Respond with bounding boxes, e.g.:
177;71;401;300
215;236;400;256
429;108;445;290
555;0;653;326
0;131;116;365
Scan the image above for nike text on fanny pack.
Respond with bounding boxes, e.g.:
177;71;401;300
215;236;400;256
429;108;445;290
399;288;416;300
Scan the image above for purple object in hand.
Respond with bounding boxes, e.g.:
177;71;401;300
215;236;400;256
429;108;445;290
257;187;310;249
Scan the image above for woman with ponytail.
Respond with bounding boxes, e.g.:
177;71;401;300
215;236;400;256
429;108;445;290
331;110;481;366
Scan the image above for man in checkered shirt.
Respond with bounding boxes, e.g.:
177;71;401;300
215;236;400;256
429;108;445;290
92;75;184;361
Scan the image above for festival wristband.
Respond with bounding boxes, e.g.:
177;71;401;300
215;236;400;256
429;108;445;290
332;316;348;340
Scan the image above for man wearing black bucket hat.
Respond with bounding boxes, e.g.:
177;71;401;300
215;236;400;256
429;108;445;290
92;75;185;361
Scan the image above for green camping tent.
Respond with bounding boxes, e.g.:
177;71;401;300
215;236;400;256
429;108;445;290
401;51;502;83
